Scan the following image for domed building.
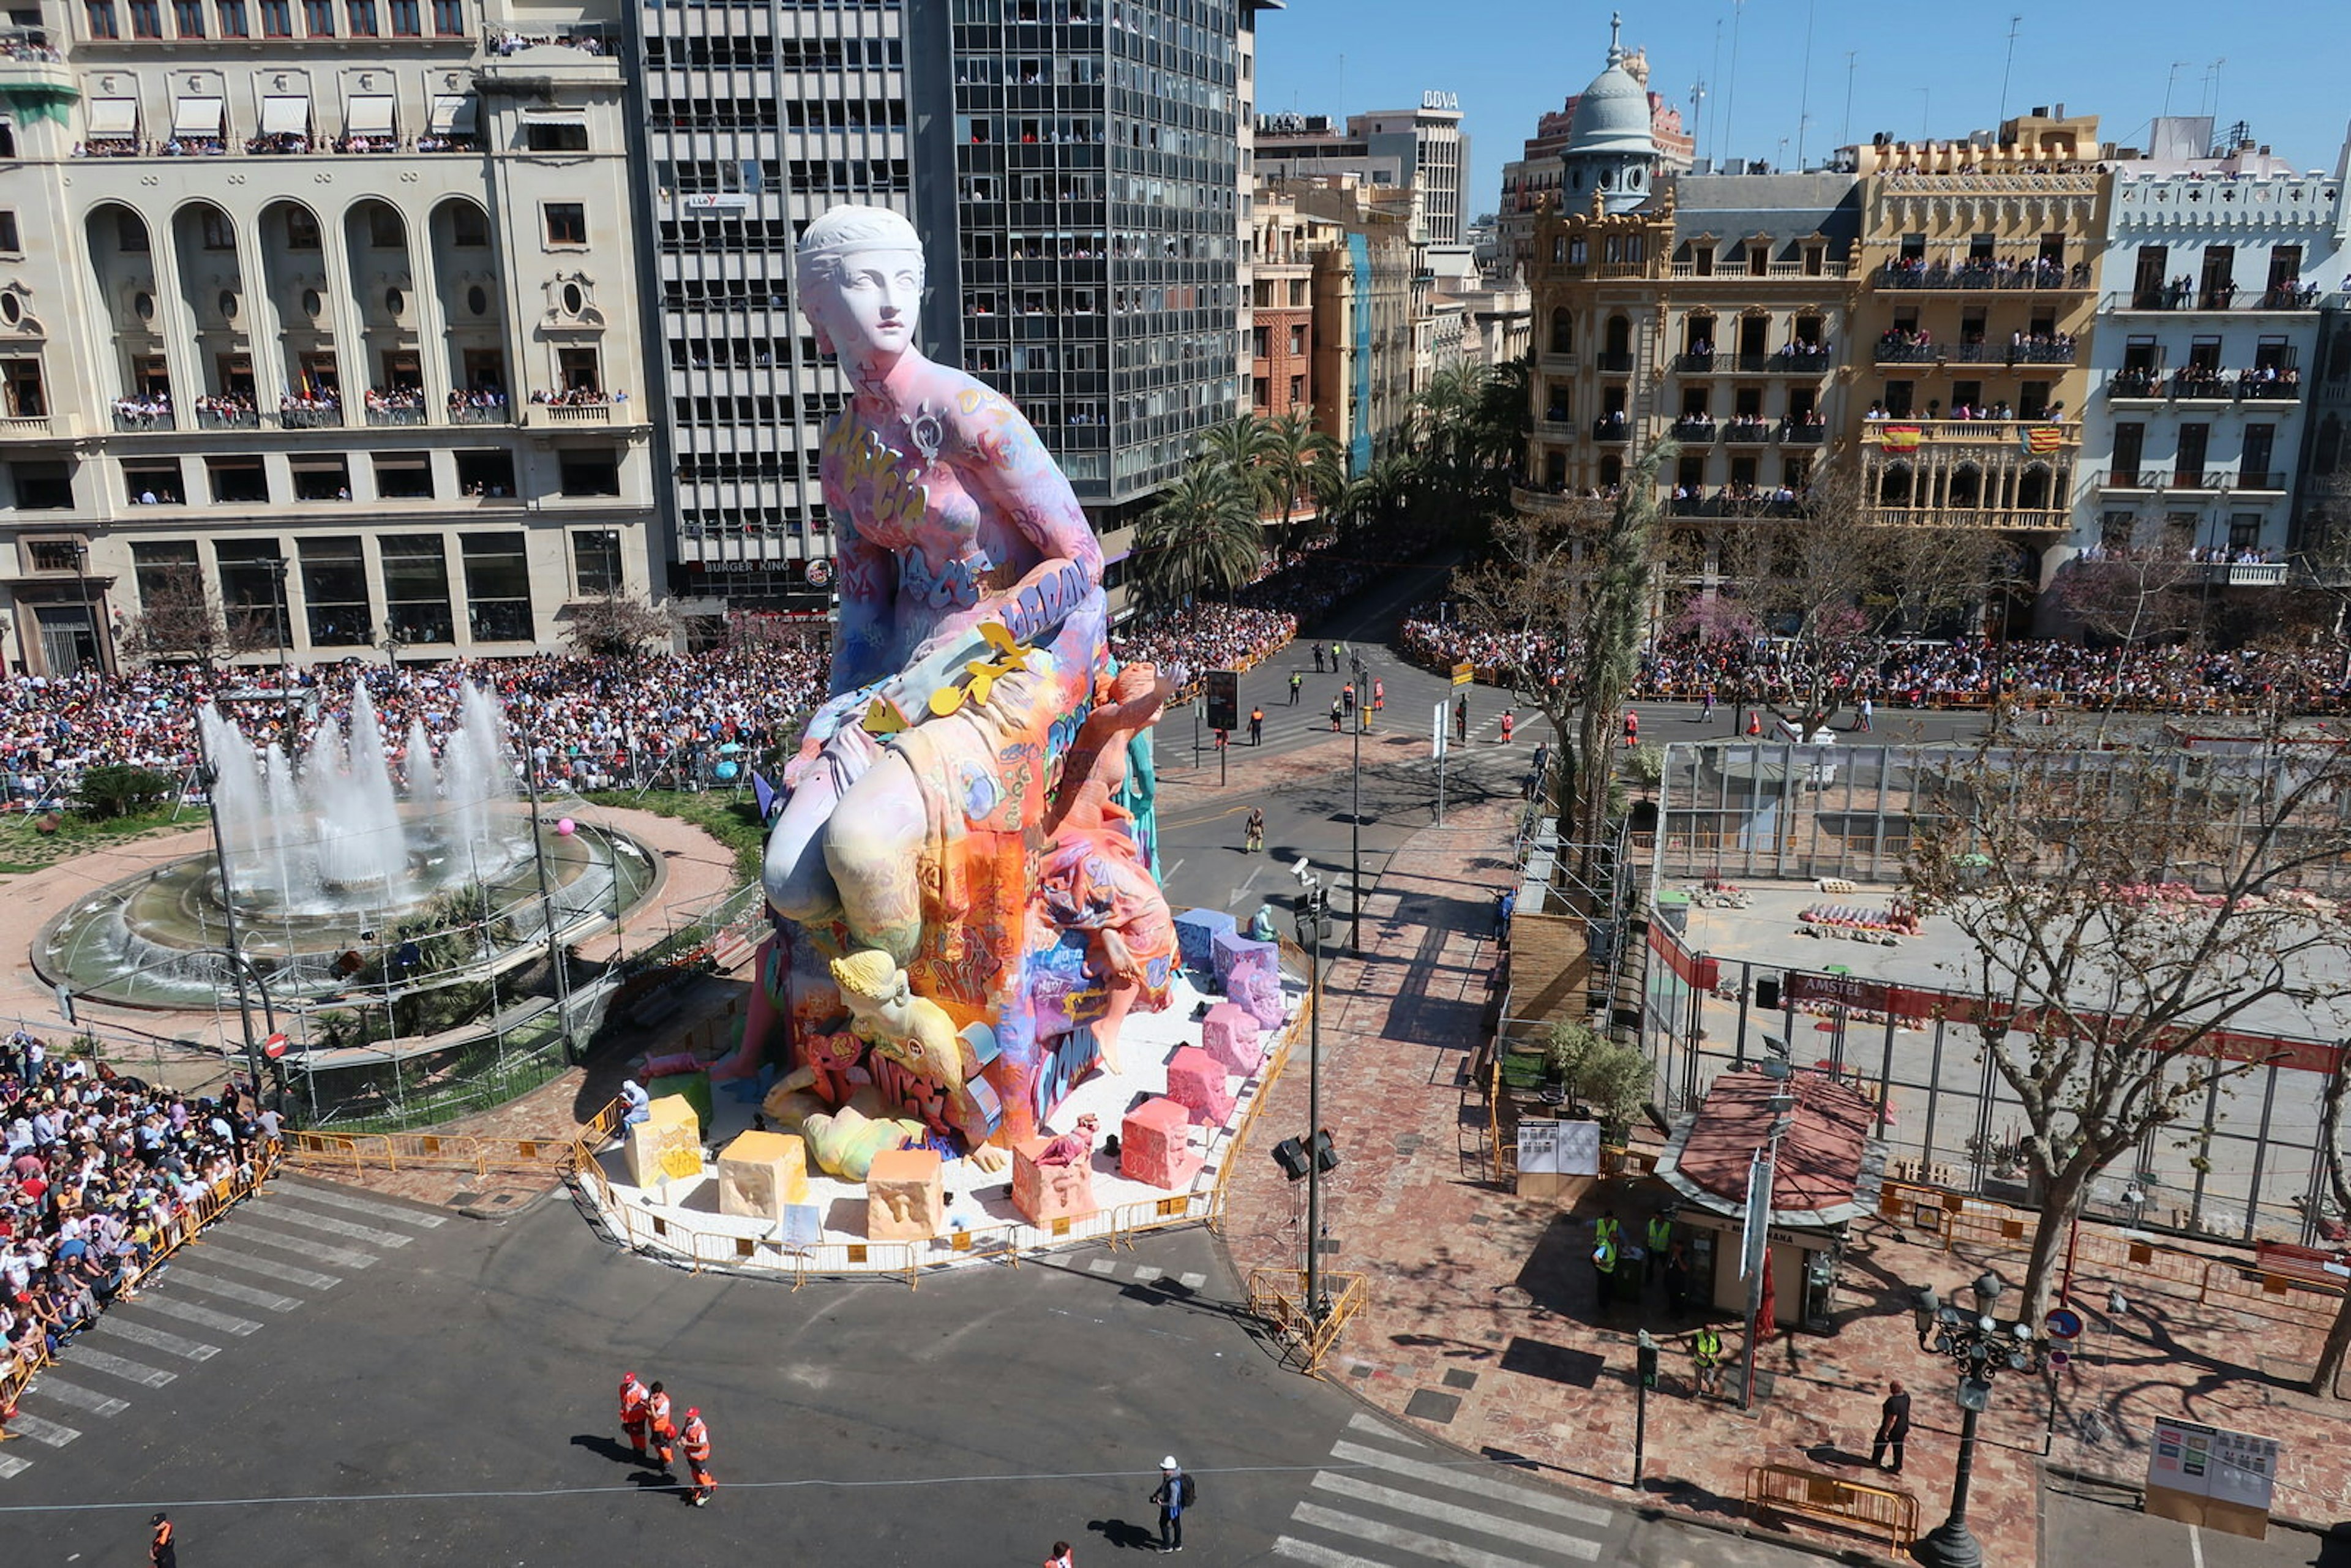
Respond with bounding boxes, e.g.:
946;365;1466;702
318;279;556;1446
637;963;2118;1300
1562;14;1664;215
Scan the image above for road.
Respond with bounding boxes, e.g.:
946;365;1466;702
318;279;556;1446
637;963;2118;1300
6;1174;1840;1568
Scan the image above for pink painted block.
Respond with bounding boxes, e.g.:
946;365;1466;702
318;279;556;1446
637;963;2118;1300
1121;1097;1203;1190
1164;1044;1234;1125
1011;1136;1097;1225
1201;1002;1264;1075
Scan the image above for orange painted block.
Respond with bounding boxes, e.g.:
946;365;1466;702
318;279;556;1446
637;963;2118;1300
866;1146;945;1240
1011;1136;1097;1225
1165;1044;1234;1125
1120;1096;1202;1190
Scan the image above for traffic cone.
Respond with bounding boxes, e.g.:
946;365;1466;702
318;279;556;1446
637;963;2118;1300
1746;712;1761;736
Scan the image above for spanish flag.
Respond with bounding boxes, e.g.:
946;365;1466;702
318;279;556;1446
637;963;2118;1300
2019;425;2066;455
1879;424;1922;451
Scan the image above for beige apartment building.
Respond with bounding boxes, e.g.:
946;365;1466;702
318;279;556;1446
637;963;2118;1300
0;0;657;673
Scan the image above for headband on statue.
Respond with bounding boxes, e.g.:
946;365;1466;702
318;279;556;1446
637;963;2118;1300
796;204;924;271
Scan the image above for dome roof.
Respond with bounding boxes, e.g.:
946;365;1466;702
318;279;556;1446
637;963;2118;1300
1567;61;1655;158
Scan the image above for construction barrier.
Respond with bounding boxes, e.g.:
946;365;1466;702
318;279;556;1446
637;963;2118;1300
283;1127;576;1180
1746;1463;1920;1553
1246;1266;1370;1376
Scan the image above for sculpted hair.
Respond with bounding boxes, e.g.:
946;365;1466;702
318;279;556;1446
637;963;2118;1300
795;204;926;293
830;947;901;1001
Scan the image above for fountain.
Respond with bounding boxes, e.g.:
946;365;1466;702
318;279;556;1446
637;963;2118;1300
36;684;659;1012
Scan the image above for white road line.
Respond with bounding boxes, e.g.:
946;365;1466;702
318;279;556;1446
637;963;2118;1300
4;1412;80;1448
201;1246;347;1289
63;1346;177;1388
1274;1535;1409;1568
1178;1272;1207;1289
0;1452;32;1480
1166;858;1185;879
1087;1259;1119;1275
219;1225;377;1270
22;1377;129;1417
249;1203;414;1248
171;1269;305;1311
129;1295;264;1336
277;1184;448;1228
1327;1442;1614;1528
1290;1501;1547;1568
1311;1472;1603;1561
1347;1413;1426;1447
95;1319;220;1361
1133;1266;1163;1283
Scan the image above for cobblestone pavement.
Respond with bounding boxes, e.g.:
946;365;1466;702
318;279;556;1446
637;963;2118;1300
1217;793;2351;1568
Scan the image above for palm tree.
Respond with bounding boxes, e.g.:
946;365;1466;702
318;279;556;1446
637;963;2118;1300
1199;415;1275;497
1260;408;1344;555
1131;460;1265;615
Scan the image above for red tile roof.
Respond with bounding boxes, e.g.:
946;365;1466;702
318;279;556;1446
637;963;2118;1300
1674;1067;1875;1220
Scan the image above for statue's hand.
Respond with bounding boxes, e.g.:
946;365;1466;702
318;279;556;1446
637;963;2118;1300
967;1142;1010;1174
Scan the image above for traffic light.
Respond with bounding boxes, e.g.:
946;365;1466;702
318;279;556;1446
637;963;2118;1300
1637;1337;1660;1390
1205;669;1240;732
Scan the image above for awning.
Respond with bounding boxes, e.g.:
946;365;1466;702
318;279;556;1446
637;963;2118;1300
89;96;138;137
427;94;476;135
519;110;586;129
260;95;310;135
171;96;222;137
344;95;394;136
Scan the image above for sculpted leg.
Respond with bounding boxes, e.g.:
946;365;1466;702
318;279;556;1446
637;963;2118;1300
824;751;928;967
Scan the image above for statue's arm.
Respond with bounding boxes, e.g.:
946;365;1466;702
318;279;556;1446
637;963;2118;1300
956;391;1103;643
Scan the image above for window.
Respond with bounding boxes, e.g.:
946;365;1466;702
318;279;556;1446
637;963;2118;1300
462;532;533;640
430;0;459;31
216;0;244;28
213;541;287;640
200;210;238;250
301;0;332;32
128;0;160;34
558;452;621;497
290;456;350;501
381;536;452;641
543;203;587;247
387;0;415;29
124;462;185;505
205;457;270;504
259;0;289;31
454;449;514;497
1;357;45;418
2229;513;2261;550
525;119;590;152
28;539;82;573
450;205;490;248
284;208;321;250
556;348;600;393
572;529;622;596
10;461;73;509
298;536;370;644
373;453;433;498
85;1;118;37
345;0;374;31
132;541;201;602
173;0;204;34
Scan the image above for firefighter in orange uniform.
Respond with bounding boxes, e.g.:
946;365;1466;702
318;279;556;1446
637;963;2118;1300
680;1406;715;1506
647;1380;678;1471
619;1370;651;1460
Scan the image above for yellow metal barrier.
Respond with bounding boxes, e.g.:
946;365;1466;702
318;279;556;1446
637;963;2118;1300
1746;1463;1919;1553
285;1123;579;1180
1246;1266;1369;1376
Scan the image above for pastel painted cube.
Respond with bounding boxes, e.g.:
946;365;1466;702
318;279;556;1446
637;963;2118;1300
1121;1096;1204;1190
1011;1136;1097;1225
624;1094;703;1187
1211;931;1276;991
1226;945;1286;1030
717;1130;806;1220
866;1146;946;1241
1174;907;1237;977
1201;1002;1264;1075
1164;1044;1235;1125
647;1070;714;1132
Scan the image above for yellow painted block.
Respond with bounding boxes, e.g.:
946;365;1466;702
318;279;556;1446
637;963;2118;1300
717;1130;808;1220
866;1146;945;1241
624;1094;703;1187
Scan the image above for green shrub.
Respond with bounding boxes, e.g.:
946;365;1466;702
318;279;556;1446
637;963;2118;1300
79;764;175;820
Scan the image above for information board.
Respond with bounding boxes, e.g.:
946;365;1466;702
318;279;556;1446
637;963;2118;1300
2147;1416;2279;1537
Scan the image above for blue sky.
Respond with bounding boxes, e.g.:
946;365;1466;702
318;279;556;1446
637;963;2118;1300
1253;0;2351;217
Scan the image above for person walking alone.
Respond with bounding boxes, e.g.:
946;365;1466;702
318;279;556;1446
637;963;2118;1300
1248;706;1263;746
1872;1381;1911;1474
150;1512;176;1568
1152;1456;1194;1553
1855;696;1873;733
1044;1542;1076;1568
1289;670;1302;705
1330;697;1343;732
680;1406;716;1505
1690;1324;1725;1397
618;1370;651;1460
1499;710;1514;745
1243;806;1264;855
1454;693;1469;743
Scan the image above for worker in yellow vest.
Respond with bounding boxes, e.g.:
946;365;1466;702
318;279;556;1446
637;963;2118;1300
1691;1325;1725;1397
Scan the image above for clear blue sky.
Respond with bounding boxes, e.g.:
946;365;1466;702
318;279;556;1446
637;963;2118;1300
1253;0;2351;217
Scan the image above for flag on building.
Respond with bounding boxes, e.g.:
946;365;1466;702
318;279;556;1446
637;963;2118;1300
2019;425;2066;455
1879;425;1922;452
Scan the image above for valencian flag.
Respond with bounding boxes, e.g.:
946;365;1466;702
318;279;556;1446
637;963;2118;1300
2019;424;2066;455
1878;424;1922;451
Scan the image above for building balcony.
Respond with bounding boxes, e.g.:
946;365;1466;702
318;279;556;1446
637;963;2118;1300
1779;423;1828;444
1596;351;1635;373
1591;418;1630;443
1722;422;1771;444
538;401;613;426
276;405;344;429
195;406;261;430
1867;419;2082;451
2236;470;2287;493
1668;419;1717;444
1873;505;2071;533
0;413;59;438
2093;469;2159;493
1667;260;1851;280
2107;287;2323;314
362;406;431;427
2201;562;2289;587
1761;350;1834;373
451;402;518;425
1673;351;1719;374
1510;486;1607;523
1873;341;1938;364
2170;470;2230;493
1875;261;2088;292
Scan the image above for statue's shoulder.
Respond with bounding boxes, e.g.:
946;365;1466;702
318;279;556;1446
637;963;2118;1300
937;372;1037;450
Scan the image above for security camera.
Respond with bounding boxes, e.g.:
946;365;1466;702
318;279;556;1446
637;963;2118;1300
1292;857;1311;879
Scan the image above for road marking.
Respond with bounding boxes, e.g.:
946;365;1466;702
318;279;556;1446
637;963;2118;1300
4;1412;81;1448
1273;1536;1407;1568
1290;1501;1550;1568
171;1268;306;1310
63;1346;178;1388
21;1377;129;1417
1327;1442;1614;1527
203;1243;351;1286
1166;858;1185;879
1087;1259;1119;1275
1133;1266;1163;1283
0;1452;31;1480
277;1183;448;1228
1310;1472;1603;1561
1348;1413;1425;1446
250;1202;415;1248
2190;1525;2205;1568
96;1318;220;1361
1178;1272;1207;1289
130;1294;264;1336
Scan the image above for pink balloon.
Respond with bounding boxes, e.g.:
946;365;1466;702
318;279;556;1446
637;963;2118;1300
556;817;576;836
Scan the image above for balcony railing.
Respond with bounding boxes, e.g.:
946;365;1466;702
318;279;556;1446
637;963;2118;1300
113;408;174;432
2170;470;2229;492
2109;286;2325;313
1865;419;2082;449
364;407;430;427
1510;486;1608;522
1667;495;1805;519
2238;378;2303;402
1595;351;1635;373
276;405;345;429
2236;470;2286;492
2203;562;2289;586
451;402;518;425
1874;505;2072;532
0;413;55;437
1722;422;1771;444
1762;350;1834;373
1874;341;1938;364
1876;261;2088;292
1668;260;1852;280
1668;419;1717;443
1673;351;1718;374
1875;340;2077;366
1780;423;1828;444
541;402;613;425
195;406;261;429
2093;470;2158;492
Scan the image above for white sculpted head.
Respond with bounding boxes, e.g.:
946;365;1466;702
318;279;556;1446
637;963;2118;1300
795;204;926;370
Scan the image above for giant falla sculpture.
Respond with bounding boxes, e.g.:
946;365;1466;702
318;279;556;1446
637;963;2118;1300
718;204;1177;1177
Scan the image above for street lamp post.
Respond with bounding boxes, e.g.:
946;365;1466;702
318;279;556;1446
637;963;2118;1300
1348;653;1365;951
72;540;116;675
1910;1270;2044;1568
1295;878;1329;1322
265;557;292;691
190;730;272;1106
380;631;404;672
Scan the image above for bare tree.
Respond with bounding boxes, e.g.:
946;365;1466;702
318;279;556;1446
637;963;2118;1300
563;591;678;659
118;568;273;671
1906;730;2351;1329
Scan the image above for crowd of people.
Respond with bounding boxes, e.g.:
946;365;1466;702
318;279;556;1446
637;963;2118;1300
2;1031;280;1392
1108;605;1297;694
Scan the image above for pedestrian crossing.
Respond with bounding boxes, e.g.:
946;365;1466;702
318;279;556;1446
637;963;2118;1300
0;1177;442;1484
1271;1414;1618;1568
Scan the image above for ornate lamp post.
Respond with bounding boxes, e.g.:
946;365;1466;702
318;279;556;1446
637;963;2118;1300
1910;1269;2043;1568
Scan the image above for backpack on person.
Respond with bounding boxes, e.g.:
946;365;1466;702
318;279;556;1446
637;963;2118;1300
1179;1474;1198;1508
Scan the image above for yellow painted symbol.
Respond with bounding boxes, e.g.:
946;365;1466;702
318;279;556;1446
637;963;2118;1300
861;696;910;735
928;622;1036;718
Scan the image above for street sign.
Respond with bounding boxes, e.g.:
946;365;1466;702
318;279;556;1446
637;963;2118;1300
1431;701;1449;759
1740;1152;1773;1280
1451;662;1474;686
2044;1307;2084;1340
1205;669;1239;732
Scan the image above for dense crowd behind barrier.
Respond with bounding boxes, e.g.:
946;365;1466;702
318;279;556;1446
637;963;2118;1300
2;1032;281;1397
1399;617;2351;715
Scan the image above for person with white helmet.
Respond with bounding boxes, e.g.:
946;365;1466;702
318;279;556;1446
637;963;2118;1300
1150;1455;1194;1552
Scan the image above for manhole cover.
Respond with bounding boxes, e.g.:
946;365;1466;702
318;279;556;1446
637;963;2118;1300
449;1191;482;1206
1405;1389;1462;1424
489;1192;516;1205
1442;1368;1479;1390
1498;1337;1603;1387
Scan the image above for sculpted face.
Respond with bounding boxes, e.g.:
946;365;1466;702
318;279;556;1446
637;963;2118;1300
806;247;924;372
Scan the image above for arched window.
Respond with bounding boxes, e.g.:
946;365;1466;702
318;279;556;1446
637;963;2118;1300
1880;461;1913;507
1605;315;1630;358
1549;307;1572;355
1947;463;1982;508
2017;463;2053;510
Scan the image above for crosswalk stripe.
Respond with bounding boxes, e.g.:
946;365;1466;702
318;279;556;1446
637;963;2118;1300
1310;1472;1602;1562
0;1452;31;1480
171;1268;305;1311
4;1412;80;1448
21;1377;129;1417
1178;1272;1207;1289
222;1224;377;1269
1088;1259;1118;1275
1348;1413;1427;1447
1274;1536;1408;1568
1291;1501;1548;1568
200;1246;346;1289
277;1183;448;1228
1327;1442;1614;1528
128;1294;264;1337
96;1318;220;1361
64;1346;177;1388
1133;1266;1163;1283
248;1203;413;1248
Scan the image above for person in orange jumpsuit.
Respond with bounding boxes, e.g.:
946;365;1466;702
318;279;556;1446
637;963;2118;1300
150;1512;177;1568
618;1370;651;1460
680;1406;715;1506
647;1381;678;1471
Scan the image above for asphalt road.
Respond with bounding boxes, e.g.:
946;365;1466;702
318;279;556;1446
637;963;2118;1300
6;1175;1832;1568
2044;1475;2351;1568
